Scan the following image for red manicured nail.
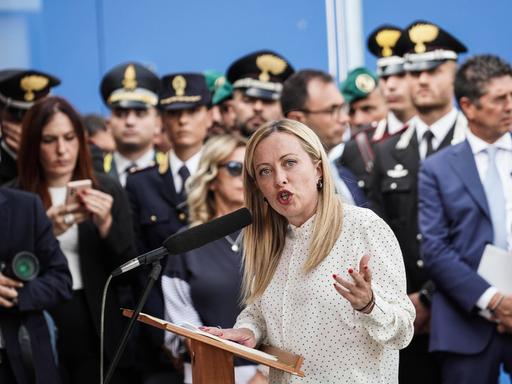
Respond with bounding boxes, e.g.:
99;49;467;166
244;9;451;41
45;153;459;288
348;268;353;274
332;274;337;279
364;265;368;270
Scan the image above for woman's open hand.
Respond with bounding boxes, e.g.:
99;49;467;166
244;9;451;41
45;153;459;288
198;326;257;348
333;255;374;314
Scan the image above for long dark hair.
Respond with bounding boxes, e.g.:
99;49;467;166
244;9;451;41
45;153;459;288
17;96;97;208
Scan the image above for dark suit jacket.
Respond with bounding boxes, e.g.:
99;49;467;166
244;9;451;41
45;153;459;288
7;173;137;363
368;125;457;293
419;139;501;354
74;173;137;361
0;187;72;384
0;143;17;186
334;162;368;207
125;164;187;373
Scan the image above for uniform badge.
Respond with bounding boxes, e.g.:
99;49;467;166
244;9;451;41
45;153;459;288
386;164;409;178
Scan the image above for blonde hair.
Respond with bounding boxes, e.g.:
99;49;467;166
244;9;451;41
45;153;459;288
186;134;247;226
242;119;344;303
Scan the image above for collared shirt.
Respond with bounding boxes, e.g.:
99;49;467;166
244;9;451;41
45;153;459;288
169;149;203;193
114;148;155;187
387;112;412;136
327;142;345;163
466;131;512;310
235;206;414;383
415;108;459;160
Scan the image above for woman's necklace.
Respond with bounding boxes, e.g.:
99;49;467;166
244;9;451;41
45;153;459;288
224;235;240;252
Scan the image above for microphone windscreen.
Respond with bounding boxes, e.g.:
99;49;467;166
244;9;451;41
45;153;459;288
163;208;252;255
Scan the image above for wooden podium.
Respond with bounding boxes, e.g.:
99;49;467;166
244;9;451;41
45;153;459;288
123;309;304;383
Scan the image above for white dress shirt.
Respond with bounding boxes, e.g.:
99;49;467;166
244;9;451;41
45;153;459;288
169;149;202;193
49;187;82;290
114;148;156;187
465;131;512;311
415;108;459;160
235;205;414;384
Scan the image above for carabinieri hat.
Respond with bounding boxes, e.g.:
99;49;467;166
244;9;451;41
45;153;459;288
367;24;406;77
340;67;379;105
397;20;467;72
0;69;60;111
226;50;294;101
203;70;233;105
159;73;210;111
100;62;160;109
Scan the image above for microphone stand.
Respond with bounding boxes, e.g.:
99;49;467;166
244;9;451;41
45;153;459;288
104;261;162;384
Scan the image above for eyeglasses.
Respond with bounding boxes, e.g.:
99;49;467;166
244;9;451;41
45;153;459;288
219;161;243;177
301;104;349;119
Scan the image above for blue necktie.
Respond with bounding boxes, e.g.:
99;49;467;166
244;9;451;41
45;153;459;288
482;146;507;249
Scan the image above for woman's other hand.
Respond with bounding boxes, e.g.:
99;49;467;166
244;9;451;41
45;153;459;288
47;202;88;236
333;254;374;314
78;188;113;238
198;326;257;348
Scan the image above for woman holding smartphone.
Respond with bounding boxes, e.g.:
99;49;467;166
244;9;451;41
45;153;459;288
12;96;137;384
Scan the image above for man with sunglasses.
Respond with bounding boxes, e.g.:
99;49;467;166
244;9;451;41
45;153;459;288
0;69;60;185
282;69;367;207
226;50;294;138
100;62;164;187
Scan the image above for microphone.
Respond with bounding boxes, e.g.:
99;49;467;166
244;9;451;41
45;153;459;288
0;252;40;282
111;207;252;276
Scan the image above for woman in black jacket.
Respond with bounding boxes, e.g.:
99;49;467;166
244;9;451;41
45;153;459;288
14;96;137;384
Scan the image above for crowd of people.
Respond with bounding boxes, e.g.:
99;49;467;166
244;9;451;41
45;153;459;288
0;18;511;384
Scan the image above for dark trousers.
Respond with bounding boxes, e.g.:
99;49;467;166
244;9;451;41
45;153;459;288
439;331;512;384
0;349;17;383
399;334;441;384
51;290;136;384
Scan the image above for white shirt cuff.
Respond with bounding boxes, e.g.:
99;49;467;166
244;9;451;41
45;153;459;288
476;286;498;310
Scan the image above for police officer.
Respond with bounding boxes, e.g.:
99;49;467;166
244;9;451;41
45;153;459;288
100;62;164;187
368;20;468;384
367;24;417;142
338;67;387;196
124;73;211;384
203;70;235;135
226;50;294;137
0;69;60;184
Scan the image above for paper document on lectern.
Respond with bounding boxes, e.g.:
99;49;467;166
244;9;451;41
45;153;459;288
477;244;512;294
177;321;278;361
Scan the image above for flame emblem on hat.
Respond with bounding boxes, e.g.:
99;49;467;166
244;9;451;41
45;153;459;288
122;65;137;90
409;23;439;53
375;29;402;57
20;75;49;102
172;76;187;96
256;54;287;82
355;74;376;93
214;76;225;90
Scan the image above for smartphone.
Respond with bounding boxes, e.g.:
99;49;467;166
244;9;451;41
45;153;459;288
66;179;92;205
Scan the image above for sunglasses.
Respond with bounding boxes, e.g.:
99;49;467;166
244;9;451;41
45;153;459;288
219;161;243;177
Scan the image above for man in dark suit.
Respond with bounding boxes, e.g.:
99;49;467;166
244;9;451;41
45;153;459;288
0;70;60;184
419;54;512;383
99;62;163;187
280;69;366;207
369;20;468;384
125;73;211;384
0;187;72;384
